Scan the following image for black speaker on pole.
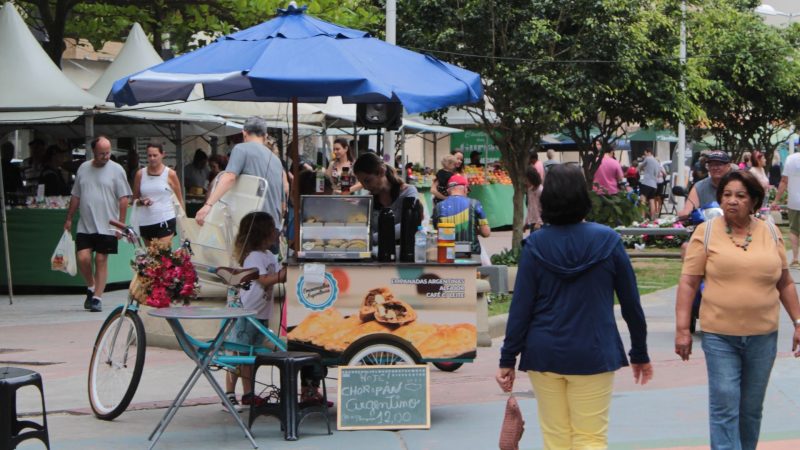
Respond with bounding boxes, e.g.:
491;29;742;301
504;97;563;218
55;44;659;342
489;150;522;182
356;103;403;130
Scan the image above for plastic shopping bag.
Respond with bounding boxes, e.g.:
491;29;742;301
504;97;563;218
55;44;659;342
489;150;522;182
51;230;77;276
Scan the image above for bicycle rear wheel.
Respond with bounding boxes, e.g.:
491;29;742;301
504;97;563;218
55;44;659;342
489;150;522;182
88;307;146;420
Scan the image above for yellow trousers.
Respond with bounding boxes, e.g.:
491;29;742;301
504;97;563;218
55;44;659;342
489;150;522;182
528;371;615;450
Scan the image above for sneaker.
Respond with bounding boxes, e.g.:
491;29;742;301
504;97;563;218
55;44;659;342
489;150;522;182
791;261;800;269
222;392;243;413
84;290;93;310
89;297;102;313
241;393;267;408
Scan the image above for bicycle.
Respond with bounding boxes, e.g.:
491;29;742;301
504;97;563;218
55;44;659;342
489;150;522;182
87;219;148;420
87;220;287;420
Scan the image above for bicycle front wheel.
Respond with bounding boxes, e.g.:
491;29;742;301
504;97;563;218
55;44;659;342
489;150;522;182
88;307;146;420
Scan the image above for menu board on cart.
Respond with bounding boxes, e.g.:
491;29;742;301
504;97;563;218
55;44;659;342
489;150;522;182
337;365;430;430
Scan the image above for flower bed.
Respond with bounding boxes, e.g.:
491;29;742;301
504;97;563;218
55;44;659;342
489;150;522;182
616;217;688;249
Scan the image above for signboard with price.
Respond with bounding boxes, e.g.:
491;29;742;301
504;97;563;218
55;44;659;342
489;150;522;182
337;365;430;430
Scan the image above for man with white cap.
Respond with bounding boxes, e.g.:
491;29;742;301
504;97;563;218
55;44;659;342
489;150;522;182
678;150;734;218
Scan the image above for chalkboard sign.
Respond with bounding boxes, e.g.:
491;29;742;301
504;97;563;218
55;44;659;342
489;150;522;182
337;365;430;430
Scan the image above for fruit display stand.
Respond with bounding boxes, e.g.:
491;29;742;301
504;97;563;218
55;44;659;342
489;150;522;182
464;166;513;228
467;184;514;228
0;208;135;292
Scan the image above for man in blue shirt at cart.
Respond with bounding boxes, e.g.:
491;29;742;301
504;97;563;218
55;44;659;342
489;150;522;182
431;174;490;255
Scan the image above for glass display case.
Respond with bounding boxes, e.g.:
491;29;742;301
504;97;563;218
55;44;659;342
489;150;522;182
298;195;372;260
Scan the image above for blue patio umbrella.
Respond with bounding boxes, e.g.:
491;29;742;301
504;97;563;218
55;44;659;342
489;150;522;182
111;2;483;248
111;3;482;113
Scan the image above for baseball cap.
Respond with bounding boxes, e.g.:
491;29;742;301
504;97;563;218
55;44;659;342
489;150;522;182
447;174;468;188
705;150;730;163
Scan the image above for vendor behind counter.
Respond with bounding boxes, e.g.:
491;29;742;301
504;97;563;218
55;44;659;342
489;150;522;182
352;152;423;241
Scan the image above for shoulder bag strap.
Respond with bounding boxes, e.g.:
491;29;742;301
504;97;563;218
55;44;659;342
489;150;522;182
704;217;716;255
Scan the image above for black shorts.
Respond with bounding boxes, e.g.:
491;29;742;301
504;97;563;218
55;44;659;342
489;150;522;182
639;184;657;200
76;233;119;254
139;218;177;239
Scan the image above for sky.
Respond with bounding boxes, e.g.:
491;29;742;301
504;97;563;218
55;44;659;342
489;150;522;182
755;0;800;26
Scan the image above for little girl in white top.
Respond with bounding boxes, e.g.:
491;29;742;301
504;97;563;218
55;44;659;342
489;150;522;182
224;211;285;408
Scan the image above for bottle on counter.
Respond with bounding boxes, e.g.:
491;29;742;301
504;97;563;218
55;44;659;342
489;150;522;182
340;167;351;194
315;166;325;194
399;197;422;262
426;231;438;262
331;166;340;194
414;226;427;263
377;208;396;262
437;222;456;264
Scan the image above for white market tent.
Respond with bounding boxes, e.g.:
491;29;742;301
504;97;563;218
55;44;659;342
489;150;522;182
89;22;244;137
0;3;239;140
0;3;99;127
0;3;236;302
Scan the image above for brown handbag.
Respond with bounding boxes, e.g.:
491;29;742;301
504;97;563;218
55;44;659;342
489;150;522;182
498;394;525;450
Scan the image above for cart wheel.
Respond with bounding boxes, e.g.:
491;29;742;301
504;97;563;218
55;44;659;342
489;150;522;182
88;306;146;421
345;339;418;366
433;362;463;372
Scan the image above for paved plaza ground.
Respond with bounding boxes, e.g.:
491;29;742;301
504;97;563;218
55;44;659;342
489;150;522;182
3;231;800;449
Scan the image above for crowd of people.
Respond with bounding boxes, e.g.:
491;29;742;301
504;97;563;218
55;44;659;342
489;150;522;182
18;120;800;449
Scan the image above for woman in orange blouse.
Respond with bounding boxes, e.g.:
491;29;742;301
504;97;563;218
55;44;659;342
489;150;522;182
675;170;800;450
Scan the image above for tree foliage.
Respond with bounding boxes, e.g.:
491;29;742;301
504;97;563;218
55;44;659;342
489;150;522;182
538;0;685;184
686;0;800;164
14;0;382;67
397;0;563;249
398;0;685;248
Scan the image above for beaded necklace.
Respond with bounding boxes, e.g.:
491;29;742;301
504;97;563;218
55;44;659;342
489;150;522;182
725;219;752;251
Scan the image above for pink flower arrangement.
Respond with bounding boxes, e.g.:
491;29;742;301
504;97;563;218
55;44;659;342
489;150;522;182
131;241;199;308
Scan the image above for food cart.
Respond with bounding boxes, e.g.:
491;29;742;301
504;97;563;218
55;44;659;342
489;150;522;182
284;195;479;368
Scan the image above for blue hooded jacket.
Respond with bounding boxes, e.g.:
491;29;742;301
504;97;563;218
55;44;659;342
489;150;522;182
499;222;649;374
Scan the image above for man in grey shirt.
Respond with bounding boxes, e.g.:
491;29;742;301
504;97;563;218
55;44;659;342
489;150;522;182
638;148;664;219
64;136;132;312
543;149;560;174
196;117;286;231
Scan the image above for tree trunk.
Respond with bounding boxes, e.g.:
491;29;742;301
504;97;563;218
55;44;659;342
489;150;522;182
35;0;69;68
44;30;66;67
510;181;527;249
493;130;534;251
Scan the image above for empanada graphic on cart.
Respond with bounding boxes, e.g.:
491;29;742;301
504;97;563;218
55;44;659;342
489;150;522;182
359;287;417;325
417;323;477;358
287;308;345;343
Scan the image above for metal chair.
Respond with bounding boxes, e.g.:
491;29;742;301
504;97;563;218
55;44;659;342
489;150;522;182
659;181;678;216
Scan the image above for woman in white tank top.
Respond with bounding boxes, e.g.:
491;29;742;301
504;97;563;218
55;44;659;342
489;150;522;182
132;143;185;244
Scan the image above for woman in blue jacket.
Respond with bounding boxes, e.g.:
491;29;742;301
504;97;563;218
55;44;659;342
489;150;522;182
496;164;653;450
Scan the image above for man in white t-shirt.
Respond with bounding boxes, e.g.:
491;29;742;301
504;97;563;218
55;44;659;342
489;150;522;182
64;136;132;312
774;152;800;266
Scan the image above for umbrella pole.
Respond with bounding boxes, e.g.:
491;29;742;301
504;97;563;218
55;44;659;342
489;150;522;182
292;97;300;253
0;156;12;305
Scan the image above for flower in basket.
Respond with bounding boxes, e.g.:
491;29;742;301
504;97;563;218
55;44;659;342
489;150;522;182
130;240;199;308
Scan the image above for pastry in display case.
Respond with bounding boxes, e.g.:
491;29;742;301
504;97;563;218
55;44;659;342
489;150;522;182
299;195;372;260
